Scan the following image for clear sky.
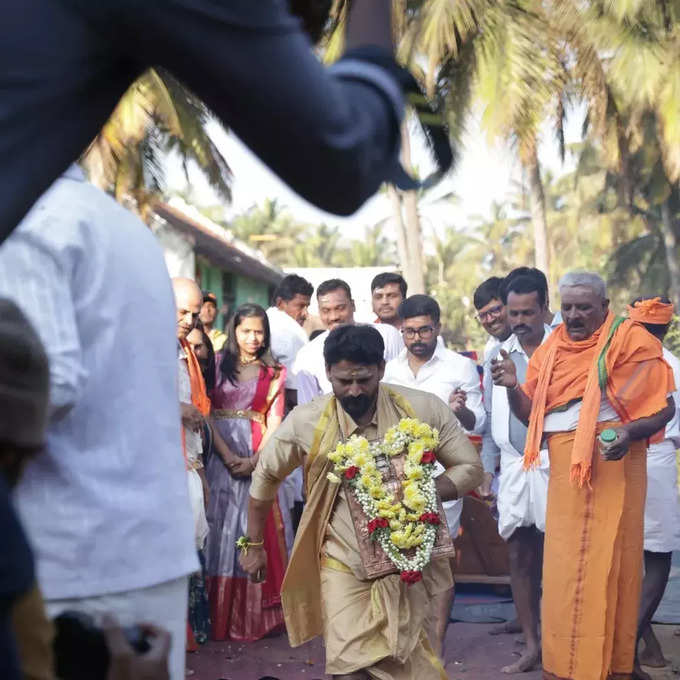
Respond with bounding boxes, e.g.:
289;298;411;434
169;104;584;240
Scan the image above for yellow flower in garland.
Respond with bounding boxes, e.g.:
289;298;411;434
404;460;423;481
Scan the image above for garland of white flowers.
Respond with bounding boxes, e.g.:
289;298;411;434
326;418;441;584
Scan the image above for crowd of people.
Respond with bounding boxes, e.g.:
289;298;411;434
1;213;679;679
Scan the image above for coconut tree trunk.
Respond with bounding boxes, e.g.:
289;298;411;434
660;200;680;307
524;143;550;278
399;122;426;294
387;185;410;278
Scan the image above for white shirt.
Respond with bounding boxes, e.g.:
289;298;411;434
266;306;308;390
0;167;197;599
382;342;483;538
483;335;501;362
178;346;202;464
383;343;486;434
294;323;404;405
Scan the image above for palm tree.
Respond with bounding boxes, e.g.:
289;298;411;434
81;68;231;220
228;199;309;266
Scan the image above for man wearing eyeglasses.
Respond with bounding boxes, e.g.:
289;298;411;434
383;294;485;654
473;277;512;361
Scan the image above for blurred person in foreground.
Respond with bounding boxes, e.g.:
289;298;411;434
240;325;483;679
204;304;290;642
628;297;680;675
199;292;227;353
493;272;674;680
293;279;403;405
0;167;198;680
371;272;407;329
383;294;485;655
0;299;51;680
3;1;415;240
486;275;553;672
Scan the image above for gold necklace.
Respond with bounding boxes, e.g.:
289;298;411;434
238;354;259;366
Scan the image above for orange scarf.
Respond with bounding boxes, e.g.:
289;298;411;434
179;339;211;469
180;339;211;416
523;312;674;486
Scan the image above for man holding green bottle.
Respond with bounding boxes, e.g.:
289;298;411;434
492;271;674;680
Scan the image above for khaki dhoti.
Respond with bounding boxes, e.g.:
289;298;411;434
320;556;449;679
542;426;646;680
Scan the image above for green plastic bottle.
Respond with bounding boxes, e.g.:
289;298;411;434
599;428;617;444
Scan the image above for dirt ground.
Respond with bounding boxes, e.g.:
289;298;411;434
186;623;680;680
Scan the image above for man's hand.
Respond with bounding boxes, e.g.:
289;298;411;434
103;617;171;680
238;544;267;583
448;388;467;414
180;403;203;431
491;350;518;388
599;427;631;461
477;471;495;500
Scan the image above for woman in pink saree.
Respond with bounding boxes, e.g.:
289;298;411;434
204;304;292;641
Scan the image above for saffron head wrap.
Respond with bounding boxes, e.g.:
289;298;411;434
627;297;674;325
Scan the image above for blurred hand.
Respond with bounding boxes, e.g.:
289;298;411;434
227;457;253;478
180;403;203;432
238;545;267;583
448;388;467;414
490;350;517;388
477;471;495;500
103;617;171;680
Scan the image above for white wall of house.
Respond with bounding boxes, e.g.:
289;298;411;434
151;217;196;279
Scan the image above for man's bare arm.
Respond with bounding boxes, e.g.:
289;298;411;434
238;497;273;580
435;476;458;503
624;398;675;441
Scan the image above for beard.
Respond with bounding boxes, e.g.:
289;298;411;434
339;394;373;420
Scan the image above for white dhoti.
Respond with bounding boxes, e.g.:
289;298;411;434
496;446;549;540
187;468;208;550
644;440;680;552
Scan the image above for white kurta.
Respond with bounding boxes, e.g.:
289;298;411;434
492;332;550;540
644;347;680;552
178;348;209;550
384;344;486;538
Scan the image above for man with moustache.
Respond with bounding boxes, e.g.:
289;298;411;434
173;277;212;553
240;325;483;679
371;272;407;329
293;279;403;405
383;294;485;653
486;275;552;673
474;277;513;360
267;274;314;411
493;272;675;680
474;276;513;497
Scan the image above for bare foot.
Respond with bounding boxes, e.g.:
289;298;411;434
639;645;667;668
490;619;522;636
501;648;541;674
632;663;653;680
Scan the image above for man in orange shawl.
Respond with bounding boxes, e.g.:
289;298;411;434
492;272;674;680
173;277;212;548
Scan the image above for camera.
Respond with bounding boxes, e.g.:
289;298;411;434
53;610;150;680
